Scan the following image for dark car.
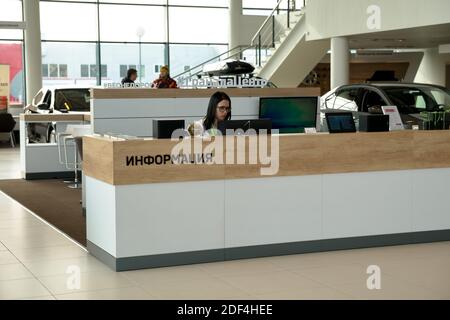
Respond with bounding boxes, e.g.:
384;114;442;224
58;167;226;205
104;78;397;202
320;83;450;130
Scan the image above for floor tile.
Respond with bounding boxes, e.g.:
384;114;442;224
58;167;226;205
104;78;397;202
0;251;19;265
218;270;324;295
0;205;30;218
0;216;47;230
122;264;210;287
254;286;353;300
55;287;154;300
0;225;61;240
38;271;135;295
20;296;56;300
0;278;51;300
373;256;450;293
197;258;284;277
292;263;377;287
0;263;34;281
23;256;112;277
9;245;88;262
267;251;362;271
138;275;250;300
1;230;76;250
335;274;445;300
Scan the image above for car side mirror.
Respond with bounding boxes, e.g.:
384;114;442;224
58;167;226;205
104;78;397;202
37;103;50;110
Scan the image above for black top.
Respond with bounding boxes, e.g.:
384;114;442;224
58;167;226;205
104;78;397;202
121;77;135;85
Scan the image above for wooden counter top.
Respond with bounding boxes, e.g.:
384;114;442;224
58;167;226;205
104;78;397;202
91;87;320;99
84;130;450;185
20;113;91;122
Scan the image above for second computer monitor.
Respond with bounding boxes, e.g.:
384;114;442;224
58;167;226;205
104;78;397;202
325;112;356;133
217;119;272;135
153;119;186;139
259;97;319;134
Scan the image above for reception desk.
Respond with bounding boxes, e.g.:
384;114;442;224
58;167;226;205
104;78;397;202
84;130;450;271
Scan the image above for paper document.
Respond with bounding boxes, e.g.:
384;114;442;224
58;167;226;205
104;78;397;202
382;106;404;131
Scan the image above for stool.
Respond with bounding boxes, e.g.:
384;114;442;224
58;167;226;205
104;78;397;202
57;132;76;184
57;133;81;189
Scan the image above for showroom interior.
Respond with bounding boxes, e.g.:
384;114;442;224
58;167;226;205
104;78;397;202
0;0;450;301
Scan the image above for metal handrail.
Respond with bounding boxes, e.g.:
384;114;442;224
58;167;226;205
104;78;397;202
250;0;285;46
251;0;305;66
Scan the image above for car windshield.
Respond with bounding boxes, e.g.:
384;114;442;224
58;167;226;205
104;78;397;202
383;86;450;114
54;89;90;112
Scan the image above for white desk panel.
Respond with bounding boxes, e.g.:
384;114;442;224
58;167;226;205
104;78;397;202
86;176;117;256
114;180;225;258
412;168;450;232
23;144;76;173
322;170;412;239
224;175;322;248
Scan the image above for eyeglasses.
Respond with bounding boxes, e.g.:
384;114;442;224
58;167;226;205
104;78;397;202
217;106;231;113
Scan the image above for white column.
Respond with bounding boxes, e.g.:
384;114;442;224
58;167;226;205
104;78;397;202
414;48;446;87
229;0;242;56
330;37;349;89
23;0;42;104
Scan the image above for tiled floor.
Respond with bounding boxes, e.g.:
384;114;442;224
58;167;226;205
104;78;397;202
0;145;21;180
0;147;449;300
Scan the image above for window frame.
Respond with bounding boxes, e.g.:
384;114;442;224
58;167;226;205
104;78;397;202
36;2;230;86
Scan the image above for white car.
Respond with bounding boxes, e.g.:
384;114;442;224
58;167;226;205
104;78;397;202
319;82;450;131
24;86;91;142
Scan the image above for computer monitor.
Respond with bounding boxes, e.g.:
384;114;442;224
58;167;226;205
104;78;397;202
217;119;272;135
259;97;320;133
153;119;185;139
325;112;356;133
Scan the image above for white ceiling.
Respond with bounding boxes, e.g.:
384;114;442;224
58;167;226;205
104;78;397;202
347;23;450;50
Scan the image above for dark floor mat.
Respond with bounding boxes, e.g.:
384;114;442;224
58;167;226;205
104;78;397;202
0;179;86;246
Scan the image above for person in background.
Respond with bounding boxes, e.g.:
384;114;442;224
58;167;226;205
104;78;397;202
121;68;137;86
188;91;231;137
152;65;178;89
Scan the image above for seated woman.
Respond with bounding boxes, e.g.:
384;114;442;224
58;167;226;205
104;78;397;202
188;91;231;137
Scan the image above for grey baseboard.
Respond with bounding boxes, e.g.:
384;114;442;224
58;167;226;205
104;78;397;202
87;241;224;271
87;229;450;272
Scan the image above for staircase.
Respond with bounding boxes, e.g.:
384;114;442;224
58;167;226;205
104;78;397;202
251;0;329;87
253;9;306;72
173;0;329;88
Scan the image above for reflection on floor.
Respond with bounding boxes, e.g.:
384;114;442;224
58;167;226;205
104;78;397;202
0;147;449;300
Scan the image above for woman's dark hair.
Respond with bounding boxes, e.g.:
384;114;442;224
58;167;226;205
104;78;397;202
127;68;137;78
203;91;231;130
